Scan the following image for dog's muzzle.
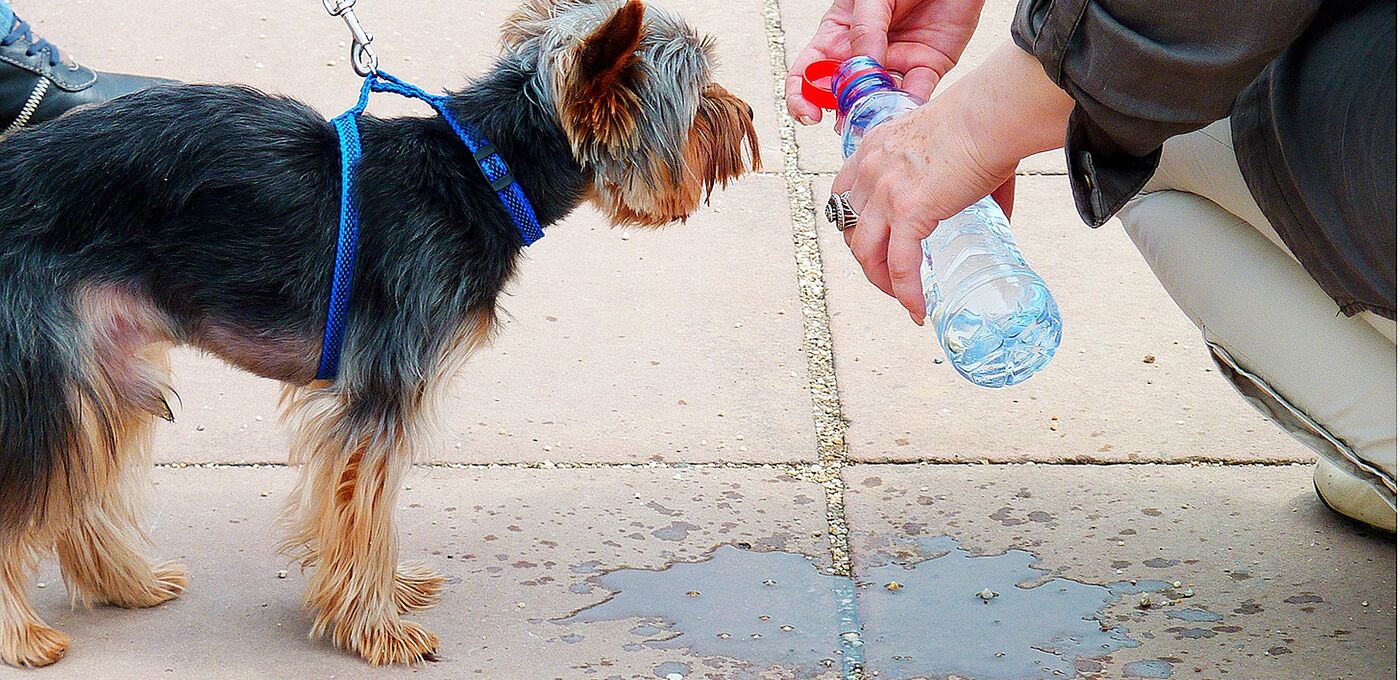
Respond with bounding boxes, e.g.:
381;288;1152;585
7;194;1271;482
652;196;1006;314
825;191;858;232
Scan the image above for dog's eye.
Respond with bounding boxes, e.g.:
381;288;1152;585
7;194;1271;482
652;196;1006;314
744;103;754;120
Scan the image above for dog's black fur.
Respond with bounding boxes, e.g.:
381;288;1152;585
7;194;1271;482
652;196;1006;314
0;63;588;527
0;0;759;664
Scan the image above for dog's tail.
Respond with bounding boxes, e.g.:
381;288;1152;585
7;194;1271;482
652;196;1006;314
0;288;94;534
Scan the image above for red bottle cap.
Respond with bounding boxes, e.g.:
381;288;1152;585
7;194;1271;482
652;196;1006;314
801;59;841;110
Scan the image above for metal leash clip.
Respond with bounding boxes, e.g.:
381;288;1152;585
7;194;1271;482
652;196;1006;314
322;0;379;76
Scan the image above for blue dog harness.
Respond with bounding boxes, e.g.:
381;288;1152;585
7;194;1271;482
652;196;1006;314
315;71;544;381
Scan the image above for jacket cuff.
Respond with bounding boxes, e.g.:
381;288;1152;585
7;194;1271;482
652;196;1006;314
1064;106;1160;227
1011;0;1092;87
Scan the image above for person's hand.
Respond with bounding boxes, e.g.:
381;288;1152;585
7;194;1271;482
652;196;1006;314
831;42;1076;324
786;0;985;125
833;95;1015;324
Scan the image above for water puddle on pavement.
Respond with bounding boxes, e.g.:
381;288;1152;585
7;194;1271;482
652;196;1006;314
561;545;847;677
858;536;1154;679
561;537;1193;679
1164;608;1223;623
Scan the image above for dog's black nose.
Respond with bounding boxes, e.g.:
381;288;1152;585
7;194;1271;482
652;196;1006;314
745;103;754;120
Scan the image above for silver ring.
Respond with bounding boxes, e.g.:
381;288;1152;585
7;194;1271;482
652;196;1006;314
825;191;858;232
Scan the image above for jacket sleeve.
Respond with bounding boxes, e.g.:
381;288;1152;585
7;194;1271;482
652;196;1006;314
1012;0;1320;225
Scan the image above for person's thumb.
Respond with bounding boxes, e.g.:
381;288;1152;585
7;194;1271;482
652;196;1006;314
849;0;893;63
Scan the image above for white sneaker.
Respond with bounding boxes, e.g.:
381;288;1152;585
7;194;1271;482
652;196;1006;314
1314;457;1397;533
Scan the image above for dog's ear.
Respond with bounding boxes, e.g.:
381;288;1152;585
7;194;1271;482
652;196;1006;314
560;0;645;161
576;0;644;82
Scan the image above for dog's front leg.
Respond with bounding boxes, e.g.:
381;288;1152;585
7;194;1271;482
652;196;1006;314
0;536;69;667
279;389;439;665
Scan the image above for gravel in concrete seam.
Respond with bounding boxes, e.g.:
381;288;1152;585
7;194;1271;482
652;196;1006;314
760;1;865;677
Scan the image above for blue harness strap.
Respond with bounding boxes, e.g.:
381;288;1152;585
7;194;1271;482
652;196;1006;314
315;71;544;381
315;109;365;381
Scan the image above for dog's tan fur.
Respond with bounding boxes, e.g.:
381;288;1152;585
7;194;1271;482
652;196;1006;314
274;307;494;664
1;287;183;667
596;82;760;226
0;0;756;667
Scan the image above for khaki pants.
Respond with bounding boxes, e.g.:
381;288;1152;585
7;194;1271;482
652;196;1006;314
1119;119;1397;508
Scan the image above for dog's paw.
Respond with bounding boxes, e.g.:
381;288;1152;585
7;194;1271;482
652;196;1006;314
356;620;439;666
394;563;446;613
109;561;188;609
1;623;70;668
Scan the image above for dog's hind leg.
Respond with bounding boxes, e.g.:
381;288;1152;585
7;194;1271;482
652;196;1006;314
54;345;187;610
0;299;84;667
278;386;439;665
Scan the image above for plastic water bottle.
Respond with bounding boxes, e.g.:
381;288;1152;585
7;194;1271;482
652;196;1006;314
803;56;1062;388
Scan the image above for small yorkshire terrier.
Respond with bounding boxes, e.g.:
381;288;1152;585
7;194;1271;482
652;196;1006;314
0;0;757;667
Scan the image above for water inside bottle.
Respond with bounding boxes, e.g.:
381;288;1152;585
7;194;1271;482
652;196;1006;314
937;276;1061;388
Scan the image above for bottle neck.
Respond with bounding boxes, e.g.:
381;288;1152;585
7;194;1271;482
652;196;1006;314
832;56;902;117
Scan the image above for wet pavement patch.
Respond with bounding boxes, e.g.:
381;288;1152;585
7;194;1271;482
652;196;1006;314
652;521;702;541
560;537;1223;679
560;545;845;676
857;536;1144;679
652;660;691;678
1106;579;1175;597
1165;626;1216;640
1166;608;1223;623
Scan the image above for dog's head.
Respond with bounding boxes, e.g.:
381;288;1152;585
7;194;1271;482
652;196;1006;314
504;0;760;226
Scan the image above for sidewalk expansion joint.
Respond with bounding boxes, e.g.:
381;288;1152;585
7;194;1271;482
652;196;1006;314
759;0;864;677
151;459;1313;470
839;457;1315;467
754;169;831;179
153;461;807;470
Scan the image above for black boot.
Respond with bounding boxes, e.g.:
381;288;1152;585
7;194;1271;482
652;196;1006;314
1;13;175;134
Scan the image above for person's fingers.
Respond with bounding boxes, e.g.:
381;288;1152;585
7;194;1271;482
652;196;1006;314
899;64;939;101
990;174;1016;218
785;40;835;125
831;160;857;204
885;41;955;93
785;71;825;125
849;0;893;63
848;211;895;298
887;229;928;324
833;154;878;222
832;164;864;247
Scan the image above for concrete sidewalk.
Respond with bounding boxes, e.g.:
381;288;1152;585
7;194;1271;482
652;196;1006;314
7;0;1395;679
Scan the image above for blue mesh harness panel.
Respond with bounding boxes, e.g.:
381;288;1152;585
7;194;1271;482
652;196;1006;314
315;71;544;381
